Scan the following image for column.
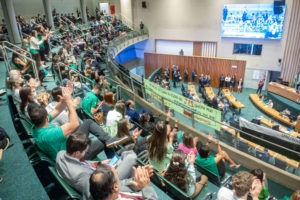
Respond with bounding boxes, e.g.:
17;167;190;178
0;0;21;43
43;0;54;30
281;0;300;85
80;0;88;24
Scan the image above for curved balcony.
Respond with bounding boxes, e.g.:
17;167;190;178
105;26;300;192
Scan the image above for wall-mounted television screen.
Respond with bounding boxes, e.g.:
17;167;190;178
221;4;286;39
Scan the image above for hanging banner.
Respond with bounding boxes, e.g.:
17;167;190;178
144;79;221;130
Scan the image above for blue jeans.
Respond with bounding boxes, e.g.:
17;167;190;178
81;83;91;96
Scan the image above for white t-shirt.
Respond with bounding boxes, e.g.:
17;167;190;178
217;187;244;200
46;102;69;127
13;89;21;103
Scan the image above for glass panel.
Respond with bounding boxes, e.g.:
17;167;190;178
253;44;263;55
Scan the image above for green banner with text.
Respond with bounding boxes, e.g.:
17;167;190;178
144;79;221;130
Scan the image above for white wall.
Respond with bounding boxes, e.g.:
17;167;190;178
0;0;81;20
156;40;193;56
120;0;133;25
131;0;293;88
87;0;121;16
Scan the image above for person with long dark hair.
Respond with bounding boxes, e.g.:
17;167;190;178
102;91;114;124
178;132;199;156
165;149;208;197
147;110;177;171
20;86;36;117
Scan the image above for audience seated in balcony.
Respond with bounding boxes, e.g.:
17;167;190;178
89;163;158;200
56;132;137;200
28;82;128;160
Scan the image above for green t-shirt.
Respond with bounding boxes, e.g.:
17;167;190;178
82;91;98;115
37;35;45;48
149;142;174;171
70;63;78;70
31;115;67;160
258;185;269;200
196;154;219;176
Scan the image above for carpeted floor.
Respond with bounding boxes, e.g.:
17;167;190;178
0;61;50;200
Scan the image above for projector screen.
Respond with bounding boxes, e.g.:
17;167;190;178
221;4;286;39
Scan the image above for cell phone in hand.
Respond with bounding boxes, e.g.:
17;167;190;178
108;155;119;166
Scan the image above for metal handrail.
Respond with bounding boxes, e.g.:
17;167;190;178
1;45;39;80
2;41;32;60
68;68;94;86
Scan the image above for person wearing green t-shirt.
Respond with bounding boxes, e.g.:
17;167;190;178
82;83;103;115
250;169;269;200
196;136;240;177
29;81;128;160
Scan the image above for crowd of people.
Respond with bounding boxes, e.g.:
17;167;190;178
1;7;299;200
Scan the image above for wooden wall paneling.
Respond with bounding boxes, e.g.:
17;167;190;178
193;42;202;56
144;53;246;91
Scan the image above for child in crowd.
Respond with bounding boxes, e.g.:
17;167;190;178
178;132;198;156
165;149;208;198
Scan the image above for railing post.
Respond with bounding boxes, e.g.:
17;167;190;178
234;130;238;149
191;111;195;128
161;97;165;112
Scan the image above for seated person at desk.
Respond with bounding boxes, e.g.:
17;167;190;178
212;96;220;109
162;78;170;89
263;96;268;104
296;81;300;91
266;100;273;108
196;138;240;177
280;108;291;118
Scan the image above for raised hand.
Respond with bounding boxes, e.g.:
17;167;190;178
130;166;151;190
250;179;263;199
215;139;220;145
193;136;198;147
187;151;196;165
208;133;213;142
66;80;73;94
131;128;142;140
167;109;171;120
72;97;81;109
144;165;154;177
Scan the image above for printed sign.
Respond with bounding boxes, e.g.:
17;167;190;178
144;79;221;130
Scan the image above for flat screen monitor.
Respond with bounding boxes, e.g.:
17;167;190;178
221;4;286;39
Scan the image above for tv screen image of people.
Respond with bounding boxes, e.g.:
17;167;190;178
221;4;286;39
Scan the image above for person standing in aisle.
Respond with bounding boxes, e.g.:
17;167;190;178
184;68;188;82
192;70;197;83
256;79;264;95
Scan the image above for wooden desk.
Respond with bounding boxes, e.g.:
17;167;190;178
222;89;245;113
258;117;300;138
220;125;299;169
188;85;201;102
205;86;224;109
249;94;296;127
268;82;300;103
